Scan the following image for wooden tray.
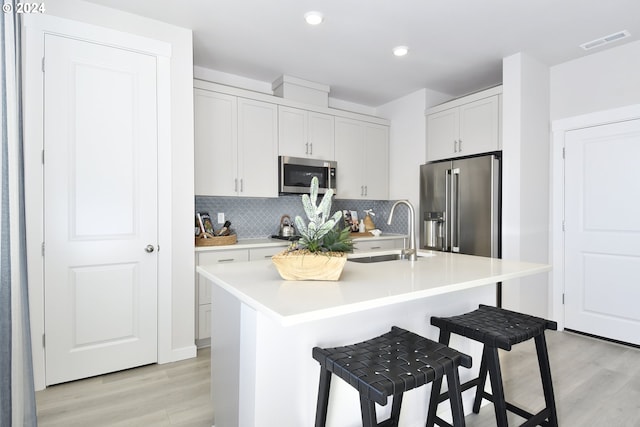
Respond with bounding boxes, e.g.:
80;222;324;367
195;233;237;247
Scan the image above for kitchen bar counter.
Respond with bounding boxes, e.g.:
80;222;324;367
197;251;550;427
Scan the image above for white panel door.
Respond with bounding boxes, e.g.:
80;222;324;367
564;119;640;345
44;34;158;385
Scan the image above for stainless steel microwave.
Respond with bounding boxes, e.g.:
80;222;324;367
278;156;337;195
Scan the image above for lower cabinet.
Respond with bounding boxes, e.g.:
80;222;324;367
195;246;285;346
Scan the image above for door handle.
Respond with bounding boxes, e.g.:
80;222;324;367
145;245;155;253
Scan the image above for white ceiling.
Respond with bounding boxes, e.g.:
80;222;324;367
85;0;640;107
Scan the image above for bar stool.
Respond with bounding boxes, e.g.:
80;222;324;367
428;305;558;427
312;326;472;427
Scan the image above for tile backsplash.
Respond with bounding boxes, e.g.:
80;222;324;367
195;195;409;239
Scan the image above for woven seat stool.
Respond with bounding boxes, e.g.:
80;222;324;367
312;326;472;427
428;305;558;427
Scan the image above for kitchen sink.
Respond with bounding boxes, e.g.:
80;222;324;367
348;252;434;263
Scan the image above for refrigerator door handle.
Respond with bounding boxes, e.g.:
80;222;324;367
451;168;461;253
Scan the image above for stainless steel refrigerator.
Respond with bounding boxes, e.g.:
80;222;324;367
419;153;501;258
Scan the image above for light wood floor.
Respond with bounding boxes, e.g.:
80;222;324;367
36;331;640;426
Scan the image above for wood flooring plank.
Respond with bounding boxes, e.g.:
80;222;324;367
36;333;640;426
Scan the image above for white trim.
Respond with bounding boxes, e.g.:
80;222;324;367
24;14;171;57
193;79;390;126
23;14;174;389
550;104;640;329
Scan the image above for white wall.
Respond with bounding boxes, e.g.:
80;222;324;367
501;53;551;318
551;40;640;121
376;89;451;228
24;0;195;388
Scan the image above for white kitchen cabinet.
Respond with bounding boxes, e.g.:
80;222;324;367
194;90;237;196
335;117;389;200
194;89;278;197
278;106;334;160
195;249;250;345
426;88;501;161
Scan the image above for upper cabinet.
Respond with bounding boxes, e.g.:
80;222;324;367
335;117;389;200
278;106;335;160
426;86;502;161
194;88;278;197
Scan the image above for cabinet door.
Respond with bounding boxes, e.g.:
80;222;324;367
278;106;308;158
308;111;335;160
426;107;458;161
334;117;365;199
363;123;389;200
238;98;278;197
194;90;238;196
458;96;500;156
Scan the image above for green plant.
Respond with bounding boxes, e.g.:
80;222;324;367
290;177;353;254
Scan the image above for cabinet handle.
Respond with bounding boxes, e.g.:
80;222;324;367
361;185;364;196
364;185;368;196
305;142;309;154
459;139;463;152
234;178;238;192
240;178;244;192
218;258;235;263
309;143;313;155
370;246;381;250
453;140;458;152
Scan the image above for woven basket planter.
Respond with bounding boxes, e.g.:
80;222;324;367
271;251;347;281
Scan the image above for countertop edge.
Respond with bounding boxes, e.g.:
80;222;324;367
197;253;551;327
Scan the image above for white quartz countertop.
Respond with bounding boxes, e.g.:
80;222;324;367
197;250;551;326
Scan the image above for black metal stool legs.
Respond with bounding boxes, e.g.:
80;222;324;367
535;333;558;427
484;346;509;427
425;329;466;427
315;369;331;427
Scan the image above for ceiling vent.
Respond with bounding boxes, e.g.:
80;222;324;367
580;30;630;51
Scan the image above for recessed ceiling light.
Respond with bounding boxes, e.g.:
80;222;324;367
393;46;409;57
304;11;324;26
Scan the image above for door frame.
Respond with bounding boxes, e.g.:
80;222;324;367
23;14;174;390
550;104;640;330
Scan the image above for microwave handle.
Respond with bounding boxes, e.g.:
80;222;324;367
328;166;334;191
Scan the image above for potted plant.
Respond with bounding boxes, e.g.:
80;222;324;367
272;177;353;280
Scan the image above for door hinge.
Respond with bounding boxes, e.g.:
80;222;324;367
41;57;45;72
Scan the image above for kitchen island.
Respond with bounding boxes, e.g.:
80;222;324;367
197;250;551;427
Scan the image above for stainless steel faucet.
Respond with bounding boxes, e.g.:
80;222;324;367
387;200;417;261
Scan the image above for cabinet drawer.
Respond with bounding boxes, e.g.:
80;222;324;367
198;249;249;265
249;246;285;261
353;239;402;252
